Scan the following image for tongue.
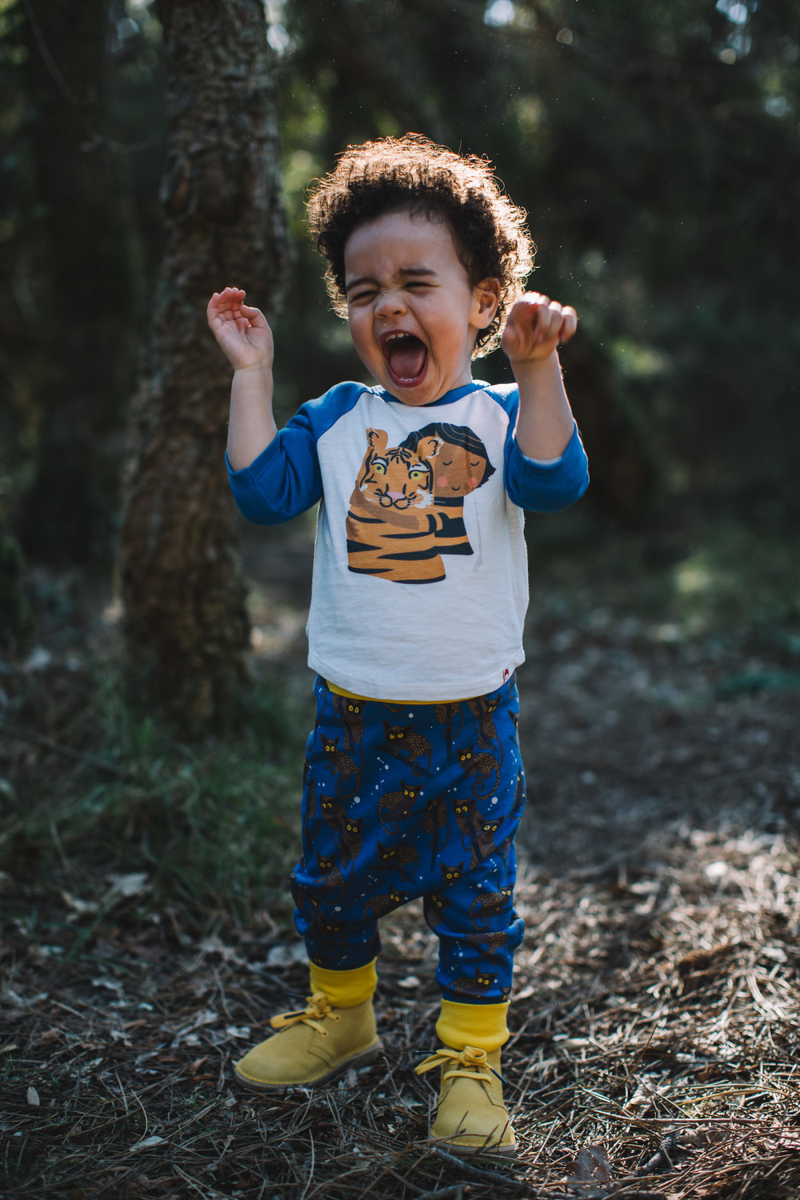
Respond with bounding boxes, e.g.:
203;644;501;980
387;336;426;381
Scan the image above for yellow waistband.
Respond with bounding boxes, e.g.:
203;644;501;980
326;680;469;705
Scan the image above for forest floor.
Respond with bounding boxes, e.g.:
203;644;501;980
2;512;800;1199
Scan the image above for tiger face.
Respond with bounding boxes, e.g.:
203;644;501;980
357;428;442;511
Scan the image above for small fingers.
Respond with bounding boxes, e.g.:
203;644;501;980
539;301;563;343
208;287;268;334
239;304;268;327
559;306;578;344
521;291;549;306
210;286;245;309
522;294;577;344
517;296;559;343
504;293;578;361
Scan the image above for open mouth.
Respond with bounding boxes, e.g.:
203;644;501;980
382;333;428;388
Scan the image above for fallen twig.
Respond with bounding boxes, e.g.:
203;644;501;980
432;1146;529;1191
634;1130;680;1177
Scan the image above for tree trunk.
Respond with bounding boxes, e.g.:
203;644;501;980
19;0;140;564
120;0;289;736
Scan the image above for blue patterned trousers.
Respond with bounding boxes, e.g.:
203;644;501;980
290;675;526;1004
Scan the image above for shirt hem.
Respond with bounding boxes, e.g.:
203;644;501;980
310;655;523;703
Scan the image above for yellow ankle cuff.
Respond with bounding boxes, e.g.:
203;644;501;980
436;999;509;1052
308;959;378;1007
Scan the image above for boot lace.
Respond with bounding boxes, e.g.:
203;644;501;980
415;1045;502;1087
270;991;341;1037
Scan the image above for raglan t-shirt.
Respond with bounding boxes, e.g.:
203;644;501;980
228;379;589;701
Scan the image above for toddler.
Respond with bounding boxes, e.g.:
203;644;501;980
207;134;588;1154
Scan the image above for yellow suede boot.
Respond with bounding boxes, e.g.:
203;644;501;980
416;1045;515;1154
415;998;514;1154
234;960;380;1091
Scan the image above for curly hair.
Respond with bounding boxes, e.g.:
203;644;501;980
306;134;535;357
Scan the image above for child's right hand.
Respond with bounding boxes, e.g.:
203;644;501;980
207;287;274;372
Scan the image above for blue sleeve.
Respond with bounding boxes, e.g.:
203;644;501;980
227;412;320;525
505;423;590;513
226;381;366;525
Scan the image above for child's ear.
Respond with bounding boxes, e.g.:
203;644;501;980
472;278;501;329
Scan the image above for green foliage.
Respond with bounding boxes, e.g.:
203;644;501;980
269;0;800;522
2;0;798;560
4;665;307;927
529;513;800;663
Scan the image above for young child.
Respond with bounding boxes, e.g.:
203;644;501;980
207;134;588;1154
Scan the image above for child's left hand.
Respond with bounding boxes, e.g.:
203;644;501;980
502;293;577;366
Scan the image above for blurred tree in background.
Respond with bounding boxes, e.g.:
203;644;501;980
120;0;288;735
0;0;798;724
0;0;155;563
0;0;165;647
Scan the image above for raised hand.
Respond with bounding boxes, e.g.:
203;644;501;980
501;292;577;366
207;287;274;372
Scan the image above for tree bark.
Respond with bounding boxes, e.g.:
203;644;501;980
120;0;289;736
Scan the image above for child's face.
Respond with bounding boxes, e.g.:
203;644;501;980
343;209;499;406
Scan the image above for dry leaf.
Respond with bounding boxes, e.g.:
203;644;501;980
60;890;100;917
104;872;150;902
568;1144;613;1183
265;942;308;967
27;1085;41;1106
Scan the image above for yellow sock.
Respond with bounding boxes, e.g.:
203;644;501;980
436;999;509;1052
308;959;378;1007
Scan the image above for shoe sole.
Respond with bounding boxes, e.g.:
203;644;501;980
429;1135;517;1157
234;1041;382;1092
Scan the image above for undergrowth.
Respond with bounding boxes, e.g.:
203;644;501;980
1;659;308;931
528;512;800;645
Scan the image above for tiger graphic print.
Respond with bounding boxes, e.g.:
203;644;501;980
346;427;444;583
346;425;494;584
